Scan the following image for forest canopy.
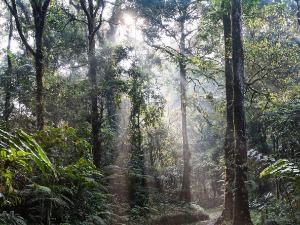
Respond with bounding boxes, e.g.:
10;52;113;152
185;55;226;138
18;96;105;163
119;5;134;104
0;0;299;225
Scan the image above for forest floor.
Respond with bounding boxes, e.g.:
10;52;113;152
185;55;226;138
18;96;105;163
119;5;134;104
186;207;222;225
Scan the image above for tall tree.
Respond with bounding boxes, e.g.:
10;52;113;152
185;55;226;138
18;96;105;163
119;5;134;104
4;0;52;130
78;0;104;168
129;0;200;203
178;15;191;202
295;0;300;26
216;0;235;223
128;66;148;213
3;14;14;123
231;0;252;223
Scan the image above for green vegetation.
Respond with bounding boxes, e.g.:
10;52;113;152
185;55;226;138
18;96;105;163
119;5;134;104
0;0;299;224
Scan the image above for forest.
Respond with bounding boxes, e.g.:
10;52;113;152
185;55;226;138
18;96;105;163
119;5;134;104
0;0;299;225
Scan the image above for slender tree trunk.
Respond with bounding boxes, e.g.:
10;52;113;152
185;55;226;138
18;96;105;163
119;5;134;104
31;0;50;130
35;38;45;130
89;38;101;168
231;0;252;223
97;3;122;164
179;20;191;203
32;2;49;130
216;1;235;223
295;0;300;26
4;14;14;123
105;74;117;130
79;0;104;168
128;71;148;212
104;69;118;164
4;0;51;130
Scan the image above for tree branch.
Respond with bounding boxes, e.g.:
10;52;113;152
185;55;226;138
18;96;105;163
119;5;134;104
151;44;179;58
4;0;36;56
92;0;104;39
80;0;92;26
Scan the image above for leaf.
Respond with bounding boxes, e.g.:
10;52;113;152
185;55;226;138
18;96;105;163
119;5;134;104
17;130;57;178
260;159;300;178
0;128;57;184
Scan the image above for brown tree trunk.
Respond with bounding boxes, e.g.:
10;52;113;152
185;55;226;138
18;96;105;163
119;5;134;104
128;70;148;211
179;20;191;203
4;0;51;130
295;0;300;26
4;14;14;123
79;0;104;168
89;39;101;168
217;1;235;223
231;0;252;224
32;1;49;130
35;42;45;130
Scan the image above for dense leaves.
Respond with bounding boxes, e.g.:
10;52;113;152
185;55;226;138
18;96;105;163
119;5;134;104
0;0;299;224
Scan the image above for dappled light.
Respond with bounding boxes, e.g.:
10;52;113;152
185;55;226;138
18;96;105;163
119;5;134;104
123;13;135;26
0;0;299;225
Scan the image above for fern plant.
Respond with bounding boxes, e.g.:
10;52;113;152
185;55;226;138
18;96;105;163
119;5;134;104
0;211;26;225
260;158;300;224
0;128;56;205
16;183;73;225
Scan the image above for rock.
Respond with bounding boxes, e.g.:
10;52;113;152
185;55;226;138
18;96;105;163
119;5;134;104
150;210;209;225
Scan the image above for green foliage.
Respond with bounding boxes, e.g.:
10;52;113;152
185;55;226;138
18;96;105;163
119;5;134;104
244;2;300;107
0;124;108;224
127;66;149;213
250;210;261;225
0;211;26;225
1;0;300;223
0;128;56;197
16;183;72;224
260;159;300;179
58;158;108;224
34;126;92;166
44;76;90;127
258;157;300;224
5;157;108;224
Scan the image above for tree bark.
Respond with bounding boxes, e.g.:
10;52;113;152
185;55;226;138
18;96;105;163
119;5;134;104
295;0;300;26
79;0;104;168
32;0;50;130
4;0;51;130
4;14;14;123
217;1;235;223
231;0;252;224
89;38;101;168
179;20;191;203
103;63;118;164
128;69;148;211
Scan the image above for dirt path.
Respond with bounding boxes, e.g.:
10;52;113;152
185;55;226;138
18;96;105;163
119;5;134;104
187;207;222;225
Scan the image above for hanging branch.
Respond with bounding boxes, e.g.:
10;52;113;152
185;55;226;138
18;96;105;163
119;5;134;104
4;0;35;56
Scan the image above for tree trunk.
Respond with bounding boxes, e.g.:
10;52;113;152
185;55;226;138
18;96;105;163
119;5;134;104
89;39;101;168
4;14;14;123
35;40;45;130
216;1;234;224
128;70;148;212
295;0;300;26
31;0;50;130
231;0;252;223
179;20;191;203
104;63;118;164
79;0;104;168
4;0;51;130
